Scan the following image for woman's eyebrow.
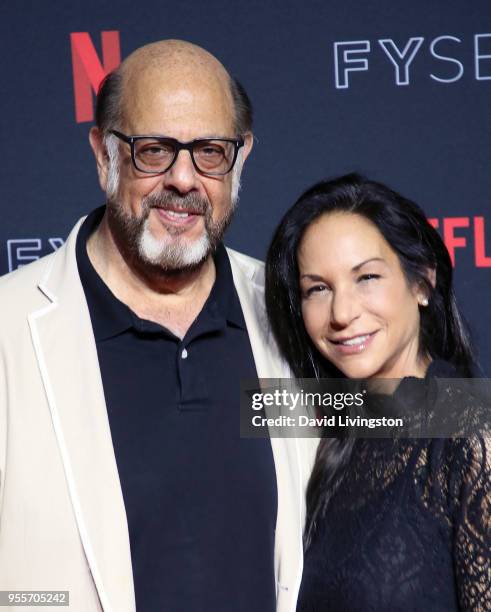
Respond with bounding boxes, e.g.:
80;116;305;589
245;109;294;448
299;273;325;281
352;257;385;272
300;258;387;281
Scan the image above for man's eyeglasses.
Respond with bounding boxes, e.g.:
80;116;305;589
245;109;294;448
110;130;245;176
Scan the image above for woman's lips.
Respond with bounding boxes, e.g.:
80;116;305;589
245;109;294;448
329;331;378;355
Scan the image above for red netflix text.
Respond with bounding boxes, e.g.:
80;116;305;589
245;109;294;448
428;216;491;267
71;31;121;123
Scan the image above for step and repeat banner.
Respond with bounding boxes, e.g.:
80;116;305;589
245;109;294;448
1;0;490;370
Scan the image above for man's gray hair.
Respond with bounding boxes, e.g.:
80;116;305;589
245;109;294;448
103;131;121;199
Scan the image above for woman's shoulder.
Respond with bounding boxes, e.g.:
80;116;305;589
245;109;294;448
425;359;491;438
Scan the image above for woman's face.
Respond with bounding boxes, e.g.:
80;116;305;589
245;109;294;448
298;212;429;379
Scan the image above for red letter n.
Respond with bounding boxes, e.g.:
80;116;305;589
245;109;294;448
71;31;121;123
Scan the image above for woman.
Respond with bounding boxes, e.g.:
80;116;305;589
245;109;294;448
265;174;490;611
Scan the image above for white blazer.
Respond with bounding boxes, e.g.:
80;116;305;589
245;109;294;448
0;217;317;612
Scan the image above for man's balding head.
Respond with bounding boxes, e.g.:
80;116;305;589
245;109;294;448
96;40;252;137
89;39;254;276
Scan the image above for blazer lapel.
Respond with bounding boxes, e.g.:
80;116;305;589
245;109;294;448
226;248;289;378
28;219;135;612
227;248;304;612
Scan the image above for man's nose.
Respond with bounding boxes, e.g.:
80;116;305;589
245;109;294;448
329;288;360;329
163;149;199;194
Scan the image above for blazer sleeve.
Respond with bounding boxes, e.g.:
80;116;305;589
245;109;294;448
0;348;7;520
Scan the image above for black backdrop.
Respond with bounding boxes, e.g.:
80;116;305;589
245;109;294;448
2;0;490;371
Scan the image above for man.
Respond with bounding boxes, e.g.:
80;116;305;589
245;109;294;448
0;41;315;612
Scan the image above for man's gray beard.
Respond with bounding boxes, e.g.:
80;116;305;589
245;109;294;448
106;190;235;274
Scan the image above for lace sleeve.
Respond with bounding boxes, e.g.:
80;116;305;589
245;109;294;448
453;434;491;611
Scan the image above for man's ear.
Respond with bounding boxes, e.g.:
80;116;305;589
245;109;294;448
241;131;254;163
89;126;109;192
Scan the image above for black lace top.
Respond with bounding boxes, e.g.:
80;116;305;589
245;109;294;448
297;363;491;611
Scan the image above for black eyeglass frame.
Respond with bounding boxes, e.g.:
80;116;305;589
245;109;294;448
110;130;245;176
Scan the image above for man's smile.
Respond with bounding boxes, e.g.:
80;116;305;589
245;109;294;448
153;206;205;232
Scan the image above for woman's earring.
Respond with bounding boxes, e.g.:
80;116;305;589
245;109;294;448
420;297;429;307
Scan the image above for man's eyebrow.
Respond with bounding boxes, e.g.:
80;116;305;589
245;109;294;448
136;134;228;140
352;257;385;272
196;134;236;141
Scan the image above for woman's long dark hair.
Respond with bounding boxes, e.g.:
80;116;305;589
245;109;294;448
265;173;476;547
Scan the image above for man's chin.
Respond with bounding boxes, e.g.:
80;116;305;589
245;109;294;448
137;230;213;273
105;196;232;276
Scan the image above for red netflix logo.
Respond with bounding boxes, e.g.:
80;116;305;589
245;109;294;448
429;216;491;267
71;31;121;123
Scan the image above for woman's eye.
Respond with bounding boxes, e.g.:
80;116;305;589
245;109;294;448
358;273;381;282
304;285;328;297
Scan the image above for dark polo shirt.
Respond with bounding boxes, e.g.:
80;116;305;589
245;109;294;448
76;207;277;612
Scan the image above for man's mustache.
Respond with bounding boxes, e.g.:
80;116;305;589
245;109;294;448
142;191;210;215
